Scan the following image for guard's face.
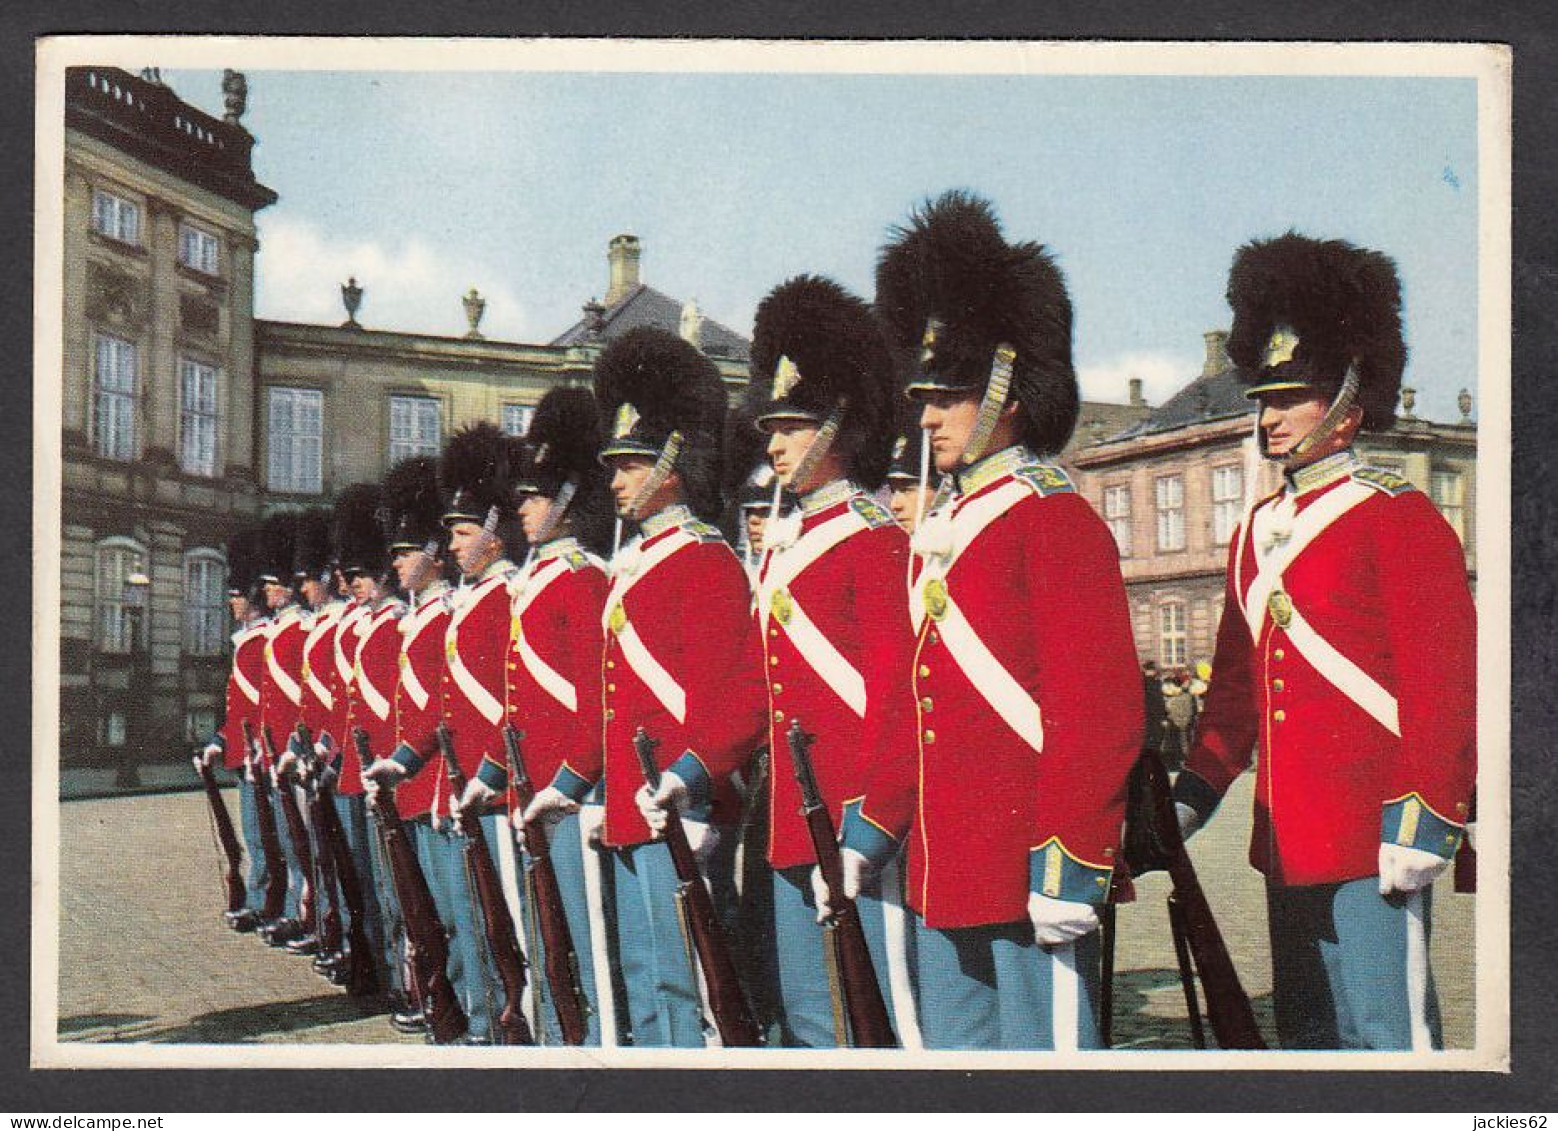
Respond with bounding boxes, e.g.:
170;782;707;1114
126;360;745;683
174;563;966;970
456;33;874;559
447;520;499;578
518;494;554;541
392;547;435;592
299;577;327;608
608;456;656;515
227;593;250;622
765;420;822;490
348;572;379;603
888;483;936;533
263;580;292;610
918;391;984;474
1258;389;1332;458
744;510;769;551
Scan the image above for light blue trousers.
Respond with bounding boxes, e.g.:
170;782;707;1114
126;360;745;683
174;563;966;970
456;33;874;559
422;813;508;1042
512;811;603;1045
333;793;390;988
236;778;270;912
915;916;1102;1050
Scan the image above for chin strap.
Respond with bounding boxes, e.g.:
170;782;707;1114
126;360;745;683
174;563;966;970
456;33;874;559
624;430;683;520
788;402;847;494
959;344;1017;466
1274;366;1361;468
529;478;578;545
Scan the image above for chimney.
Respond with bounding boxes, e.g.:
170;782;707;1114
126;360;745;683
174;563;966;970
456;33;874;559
1203;330;1231;377
606;234;641;307
1128;376;1145;407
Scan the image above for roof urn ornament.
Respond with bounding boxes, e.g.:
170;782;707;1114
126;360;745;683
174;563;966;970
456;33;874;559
1458;388;1473;423
222;69;248;124
1400;386;1417;418
463;287;486;339
341;276;363;328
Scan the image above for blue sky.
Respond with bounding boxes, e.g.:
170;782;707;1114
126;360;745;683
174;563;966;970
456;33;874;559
165;68;1480;420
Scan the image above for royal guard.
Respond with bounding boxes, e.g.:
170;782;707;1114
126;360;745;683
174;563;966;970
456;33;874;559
883;424;935;536
842;191;1143;1049
1174;234;1476;1050
428;422;525;1044
197;523;271;932
740;275;918;1047
330;484;398;997
363;454;456;1036
588;326;767;1048
254;511;312;947
736;477;778;587
499;387;615;1046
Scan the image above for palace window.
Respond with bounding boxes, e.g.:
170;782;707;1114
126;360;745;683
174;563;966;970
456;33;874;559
93;333;137;461
178;222;220;275
1103;484;1132;557
179;357;219;476
1432;469;1467;544
184;549;226;656
1159;599;1188;668
267;387;323;493
101;711;128;748
185;706;218;743
95;537;147;655
1212;464;1244;545
91;188;140;245
502;403;535;437
389;395;442;463
1155;474;1186;552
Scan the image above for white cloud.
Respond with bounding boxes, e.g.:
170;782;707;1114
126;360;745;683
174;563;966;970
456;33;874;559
254;215;534;341
1077;350;1199;407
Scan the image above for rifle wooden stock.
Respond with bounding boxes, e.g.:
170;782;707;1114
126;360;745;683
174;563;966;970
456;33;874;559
353;728;466;1043
297;724;368;995
633;727;762;1047
503;725;589;1045
195;756;246;914
262;724;316;930
784;721;896;1048
240;719;288;920
1139;752;1267;1050
435;724;535;1046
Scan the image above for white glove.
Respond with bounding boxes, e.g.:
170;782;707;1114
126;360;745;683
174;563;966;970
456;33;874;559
1378;843;1452;896
1028;892;1102;946
454;776;498;819
810;848;872;923
635;771;689;833
1175;802;1202;841
201;742;222;768
514;785;580;850
682;818;721;868
363;757;406;786
275;748;299;777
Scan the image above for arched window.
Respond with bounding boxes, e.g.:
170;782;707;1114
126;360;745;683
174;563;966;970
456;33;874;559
95;537;147;654
184;548;227;656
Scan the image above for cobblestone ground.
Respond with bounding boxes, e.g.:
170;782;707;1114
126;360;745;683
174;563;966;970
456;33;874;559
56;773;1474;1049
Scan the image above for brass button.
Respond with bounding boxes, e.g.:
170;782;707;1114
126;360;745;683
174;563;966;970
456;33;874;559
1272;679;1284;692
1457;802;1469;814
1274;649;1285;661
923;729;935;744
920;697;934;712
1273;709;1286;723
774;709;785;723
1096;876;1108;887
606;683;615;693
769;655;779;667
1103;847;1114;858
507;662;516;670
918;664;930;679
773;683;783;694
770;628;779;638
606;660;615;670
605;708;615;721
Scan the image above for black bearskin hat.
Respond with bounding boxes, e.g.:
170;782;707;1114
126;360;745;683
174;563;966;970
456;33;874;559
746;275;897;489
257;511;297;586
512;387;615;557
381;455;446;554
875;190;1079;456
884;391;931;484
439;421;523;553
1225;232;1406;432
292;507;335;582
225;523;262;599
332;483;387;577
594;326;729;521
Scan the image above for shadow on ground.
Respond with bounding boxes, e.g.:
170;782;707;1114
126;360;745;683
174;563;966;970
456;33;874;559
1104;966;1276;1050
62;994;389;1044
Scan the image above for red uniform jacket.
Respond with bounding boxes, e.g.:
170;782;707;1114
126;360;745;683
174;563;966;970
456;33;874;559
598;506;767;848
754;485;915;869
441;561;517;793
219;618;269;771
505;538;609;807
392;583;453;821
298;601;346;750
258;604;307;769
327;600;368;761
845;451;1142;930
341;597;405;797
1179;457;1476;885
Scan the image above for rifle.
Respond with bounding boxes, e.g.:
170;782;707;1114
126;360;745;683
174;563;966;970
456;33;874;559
353;727;467;1043
240;719;288;920
1130;751;1267;1050
633;726;762;1047
262;724;317;931
195;750;246;915
783;720;896;1048
434;723;535;1046
503;724;589;1045
298;724;374;996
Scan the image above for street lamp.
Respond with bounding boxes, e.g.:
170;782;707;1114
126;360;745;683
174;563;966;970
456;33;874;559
115;570;151;788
